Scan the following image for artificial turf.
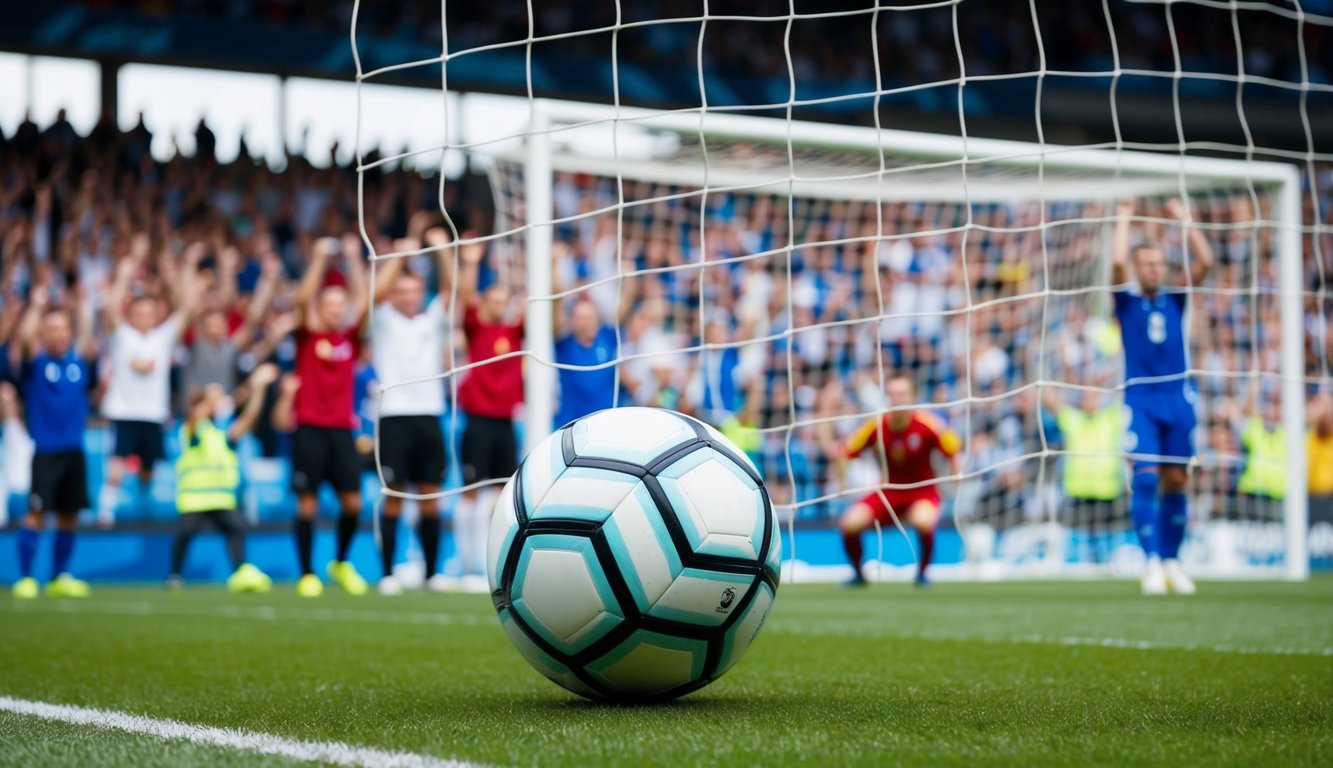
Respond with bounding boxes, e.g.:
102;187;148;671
2;579;1331;767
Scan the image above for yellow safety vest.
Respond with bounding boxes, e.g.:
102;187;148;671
1238;419;1287;500
176;419;240;513
1057;407;1124;501
1309;431;1333;496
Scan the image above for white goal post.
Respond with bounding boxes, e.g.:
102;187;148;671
506;97;1307;581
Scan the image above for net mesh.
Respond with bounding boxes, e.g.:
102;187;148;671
353;0;1333;579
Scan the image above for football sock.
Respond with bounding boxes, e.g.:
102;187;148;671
418;516;441;579
295;518;314;575
336;513;358;563
916;528;935;579
1130;471;1160;557
223;523;246;570
380;515;399;578
841;530;864;577
453;496;475;575
17;527;38;579
52;530;75;577
169;531;192;576
471;488;496;575
1158;492;1188;560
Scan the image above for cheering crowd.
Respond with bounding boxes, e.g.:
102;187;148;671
2;108;1332;593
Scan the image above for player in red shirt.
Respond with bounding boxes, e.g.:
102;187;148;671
289;235;371;598
452;235;524;585
827;376;962;587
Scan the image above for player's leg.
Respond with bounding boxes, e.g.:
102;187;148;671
99;421;132;527
12;502;43;598
327;428;368;595
1125;404;1162;557
46;510;88;598
1126;404;1167;594
416;416;448;591
377;417;408;592
1157;410;1196;595
136;422;166;515
14;450;55;597
47;452;90;597
471;418;517;576
213;509;270;594
290;426;323;596
1154;397;1197;595
904;498;941;586
838;496;878;585
168;511;208;588
418;485;445;590
454;415;487;579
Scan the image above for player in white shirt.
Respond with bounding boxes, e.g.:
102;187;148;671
98;235;199;526
370;225;454;595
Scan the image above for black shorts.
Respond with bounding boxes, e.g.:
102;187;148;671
30;450;89;514
379;415;446;487
291;426;362;494
461;414;518;485
113;420;166;466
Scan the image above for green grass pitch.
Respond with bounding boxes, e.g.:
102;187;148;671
3;579;1331;767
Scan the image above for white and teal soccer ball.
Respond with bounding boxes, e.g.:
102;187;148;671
487;407;780;702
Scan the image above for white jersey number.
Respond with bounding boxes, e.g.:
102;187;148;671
1147;311;1167;344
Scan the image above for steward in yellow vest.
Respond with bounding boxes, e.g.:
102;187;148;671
1045;388;1127;564
1239;417;1287;500
168;365;280;593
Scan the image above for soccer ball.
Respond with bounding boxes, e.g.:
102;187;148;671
486;407;781;702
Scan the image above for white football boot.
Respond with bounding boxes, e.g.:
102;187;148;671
1141;556;1168;596
1163;559;1196;596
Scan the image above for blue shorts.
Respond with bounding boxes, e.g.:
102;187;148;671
1124;391;1196;468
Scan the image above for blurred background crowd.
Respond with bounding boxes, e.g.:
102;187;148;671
1;110;1330;543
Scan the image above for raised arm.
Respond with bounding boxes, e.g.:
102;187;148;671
169;242;205;338
234;253;283;352
271;372;301;434
103;234;150;330
16;286;48;360
295;237;334;328
372;238;412;305
246;311;297;369
72;282;97;360
1110;199;1135;288
228;362;280;442
426;226;454;301
342;233;370;325
457;234;485;308
216;243;241;309
1165;198;1215;288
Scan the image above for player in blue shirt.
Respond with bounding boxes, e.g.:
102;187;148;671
1111;198;1214;596
554;299;620;427
10;286;97;599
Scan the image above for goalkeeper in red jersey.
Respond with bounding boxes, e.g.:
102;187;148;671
825;376;962;586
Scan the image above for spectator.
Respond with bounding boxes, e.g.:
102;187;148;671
289;234;371;597
98;235;199;526
369;221;454;595
554;299;621;427
454;234;524;583
10;279;97;599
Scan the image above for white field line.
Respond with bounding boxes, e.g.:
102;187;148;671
765;622;1333;658
9;599;1332;658
0;696;486;768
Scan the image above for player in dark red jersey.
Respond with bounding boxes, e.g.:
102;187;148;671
451;235;524;588
826;376;962;586
290;235;370;597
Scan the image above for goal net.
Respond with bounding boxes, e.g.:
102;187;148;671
354;2;1327;582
